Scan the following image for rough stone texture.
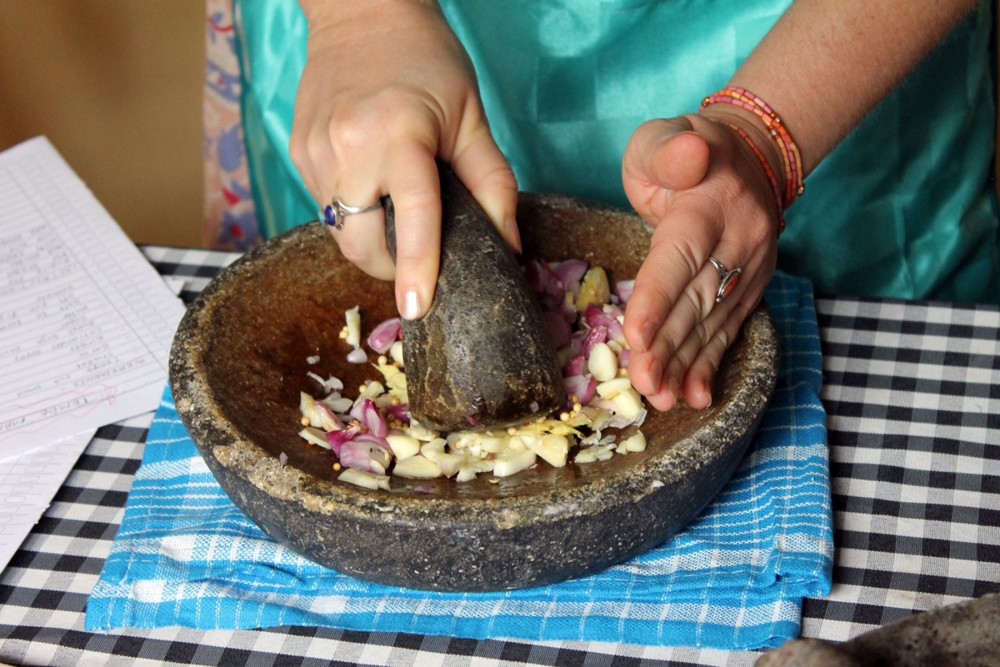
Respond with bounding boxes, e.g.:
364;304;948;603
755;593;1000;666
384;163;565;431
169;193;779;592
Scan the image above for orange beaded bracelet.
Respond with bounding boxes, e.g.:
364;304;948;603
723;123;786;235
702;86;806;215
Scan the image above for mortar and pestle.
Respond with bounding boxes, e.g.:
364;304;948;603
169;162;779;591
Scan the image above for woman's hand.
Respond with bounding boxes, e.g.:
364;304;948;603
621;113;781;411
291;0;519;320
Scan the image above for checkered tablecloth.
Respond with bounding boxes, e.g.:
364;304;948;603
2;246;999;667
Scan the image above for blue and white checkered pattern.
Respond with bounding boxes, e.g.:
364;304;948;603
85;272;832;651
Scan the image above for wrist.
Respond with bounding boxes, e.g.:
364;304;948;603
699;87;807;235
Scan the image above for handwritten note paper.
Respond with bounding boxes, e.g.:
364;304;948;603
0;136;186;462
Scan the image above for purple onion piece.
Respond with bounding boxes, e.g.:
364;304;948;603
326;426;359;457
564;374;597;405
544;310;572;348
563;354;585;377
616;279;635;305
339;435;391;474
554;259;588;292
582;325;608;357
385;403;410;425
350;398;388;438
367;317;402;354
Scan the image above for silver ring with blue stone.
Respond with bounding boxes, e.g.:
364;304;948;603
320;197;384;231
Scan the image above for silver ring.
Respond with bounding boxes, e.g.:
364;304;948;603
319;197;383;230
707;256;742;303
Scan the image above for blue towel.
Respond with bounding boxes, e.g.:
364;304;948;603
86;271;833;650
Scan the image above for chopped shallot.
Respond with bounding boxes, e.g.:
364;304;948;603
367;317;402;353
298;258;648;490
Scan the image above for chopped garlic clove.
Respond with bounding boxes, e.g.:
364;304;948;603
298;427;331;449
588;342;618;382
576;267;611;312
523;433;569;468
386;433;421;460
392;454;442;479
420;439;465;477
596;376;632;398
359;380;385;400
320;396;353;414
493;448;537;477
621;431;647;452
405;424;439;442
612;388;645;421
435;452;466;478
473;432;509;454
338;467;390;490
344;305;362;349
389;340;405;366
420;438;447;459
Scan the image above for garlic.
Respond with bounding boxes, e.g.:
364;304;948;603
386;433;421;460
298;426;330;449
389;340;405;366
576;267;611;312
493;448;537;477
391;454;442;479
344;305;362;349
612;388;645;421
596;376;632;398
523;433;570;468
588;342;618;382
621;431;647;453
337;468;390;490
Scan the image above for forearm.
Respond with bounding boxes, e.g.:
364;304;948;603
724;0;979;174
298;0;440;30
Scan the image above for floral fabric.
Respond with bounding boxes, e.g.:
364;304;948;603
202;0;262;251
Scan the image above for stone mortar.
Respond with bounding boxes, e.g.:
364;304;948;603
169;193;780;592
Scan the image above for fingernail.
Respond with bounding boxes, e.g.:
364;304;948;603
402;290;423;321
505;216;522;254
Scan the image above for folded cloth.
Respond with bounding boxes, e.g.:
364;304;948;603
86;271;833;650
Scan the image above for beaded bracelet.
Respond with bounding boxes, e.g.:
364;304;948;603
723;123;786;235
701;86;806;212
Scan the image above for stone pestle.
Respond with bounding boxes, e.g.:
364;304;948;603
384;162;565;432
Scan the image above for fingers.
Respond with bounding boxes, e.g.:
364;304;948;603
666;270;765;409
384;144;442;320
621;114;781;413
323;148;396;283
623;192;720;356
626;249;760;412
678;298;754;409
451;128;521;253
288;2;496;321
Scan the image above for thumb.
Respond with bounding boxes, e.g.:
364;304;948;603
624;117;711;193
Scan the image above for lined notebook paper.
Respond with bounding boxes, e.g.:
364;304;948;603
0;136;186;569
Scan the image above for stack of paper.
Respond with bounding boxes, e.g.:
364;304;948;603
0;137;187;570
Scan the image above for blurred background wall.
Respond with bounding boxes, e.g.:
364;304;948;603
0;0;205;247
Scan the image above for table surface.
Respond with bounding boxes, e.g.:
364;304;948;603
2;246;998;667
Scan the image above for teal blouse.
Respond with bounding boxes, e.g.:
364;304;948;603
235;0;999;303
